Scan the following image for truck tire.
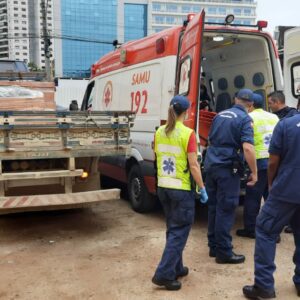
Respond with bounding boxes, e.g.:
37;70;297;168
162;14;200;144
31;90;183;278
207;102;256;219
128;165;156;213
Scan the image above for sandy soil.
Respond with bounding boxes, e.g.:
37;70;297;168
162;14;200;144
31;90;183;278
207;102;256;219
0;198;297;300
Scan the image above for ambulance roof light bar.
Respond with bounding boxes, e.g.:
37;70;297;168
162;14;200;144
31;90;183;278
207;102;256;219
201;14;268;31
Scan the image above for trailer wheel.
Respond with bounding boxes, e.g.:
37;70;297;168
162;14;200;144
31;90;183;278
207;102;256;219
128;165;156;213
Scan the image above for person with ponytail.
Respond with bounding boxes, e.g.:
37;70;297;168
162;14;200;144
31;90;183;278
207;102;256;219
152;95;207;291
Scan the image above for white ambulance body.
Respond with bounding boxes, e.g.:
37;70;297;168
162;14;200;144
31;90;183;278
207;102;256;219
284;27;300;108
81;12;283;212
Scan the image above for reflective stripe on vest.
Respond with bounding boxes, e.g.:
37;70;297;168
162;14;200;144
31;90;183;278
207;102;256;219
155;121;193;191
250;109;279;159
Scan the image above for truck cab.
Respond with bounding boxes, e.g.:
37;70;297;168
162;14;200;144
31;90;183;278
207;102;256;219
83;11;283;213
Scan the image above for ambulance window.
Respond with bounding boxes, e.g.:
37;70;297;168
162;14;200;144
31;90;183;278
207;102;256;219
291;62;300;97
178;57;191;95
81;81;95;111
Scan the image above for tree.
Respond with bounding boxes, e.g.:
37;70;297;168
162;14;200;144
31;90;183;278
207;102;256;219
28;62;42;72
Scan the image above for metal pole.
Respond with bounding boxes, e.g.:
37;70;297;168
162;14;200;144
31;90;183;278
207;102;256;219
41;0;51;81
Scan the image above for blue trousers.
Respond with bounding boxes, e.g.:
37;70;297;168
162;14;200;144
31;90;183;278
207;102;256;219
154;187;195;280
255;197;300;291
206;167;240;257
244;169;269;232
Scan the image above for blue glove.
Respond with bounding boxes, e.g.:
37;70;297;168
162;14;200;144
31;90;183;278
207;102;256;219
199;187;208;204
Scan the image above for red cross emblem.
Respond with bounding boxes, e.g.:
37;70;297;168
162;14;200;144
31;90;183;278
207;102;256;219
102;81;113;108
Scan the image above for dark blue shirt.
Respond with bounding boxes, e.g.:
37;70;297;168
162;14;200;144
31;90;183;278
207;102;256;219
204;104;254;169
274;106;298;120
269;113;300;203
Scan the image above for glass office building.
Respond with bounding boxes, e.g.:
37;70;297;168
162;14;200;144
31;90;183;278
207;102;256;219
54;0;148;78
124;4;148;42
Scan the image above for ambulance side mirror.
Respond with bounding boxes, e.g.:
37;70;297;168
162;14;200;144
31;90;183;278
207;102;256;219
292;63;300;97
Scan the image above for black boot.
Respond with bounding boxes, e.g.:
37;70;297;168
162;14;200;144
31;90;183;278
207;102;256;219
295;284;300;297
236;228;255;239
243;285;276;299
152;276;181;290
216;252;245;264
176;266;189;278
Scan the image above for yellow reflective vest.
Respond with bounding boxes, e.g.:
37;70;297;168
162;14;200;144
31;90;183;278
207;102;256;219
249;109;279;159
155;121;193;191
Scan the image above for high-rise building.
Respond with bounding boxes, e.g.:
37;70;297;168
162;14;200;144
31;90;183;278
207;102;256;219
151;0;257;33
0;0;30;62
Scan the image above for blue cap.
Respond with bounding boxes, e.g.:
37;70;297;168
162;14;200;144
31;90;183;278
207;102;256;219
252;93;263;106
170;95;190;110
236;89;254;102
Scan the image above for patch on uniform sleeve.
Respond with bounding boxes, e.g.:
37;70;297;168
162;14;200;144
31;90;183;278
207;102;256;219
161;156;176;177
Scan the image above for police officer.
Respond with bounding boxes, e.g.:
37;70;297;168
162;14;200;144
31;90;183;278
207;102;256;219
152;95;207;291
243;112;300;299
237;93;278;238
204;89;257;264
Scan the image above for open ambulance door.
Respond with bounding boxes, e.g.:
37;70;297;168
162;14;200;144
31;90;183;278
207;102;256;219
177;10;205;132
284;27;300;109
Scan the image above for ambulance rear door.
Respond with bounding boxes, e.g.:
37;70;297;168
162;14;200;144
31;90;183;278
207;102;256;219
284;27;300;108
177;10;205;131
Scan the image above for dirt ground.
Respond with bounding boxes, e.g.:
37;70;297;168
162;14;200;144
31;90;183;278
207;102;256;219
0;196;298;300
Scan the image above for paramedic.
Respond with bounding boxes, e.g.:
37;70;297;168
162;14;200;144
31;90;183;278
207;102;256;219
152;95;207;291
236;93;278;238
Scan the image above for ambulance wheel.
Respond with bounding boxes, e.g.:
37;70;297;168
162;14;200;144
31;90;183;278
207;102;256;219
128;165;155;213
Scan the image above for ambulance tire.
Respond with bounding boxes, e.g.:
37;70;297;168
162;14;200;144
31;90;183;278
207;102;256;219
128;165;156;213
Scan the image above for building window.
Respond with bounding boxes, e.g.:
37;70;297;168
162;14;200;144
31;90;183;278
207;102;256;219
182;5;191;13
166;16;175;24
243;20;251;25
192;5;201;13
152;3;161;11
233;8;242;16
166;4;177;12
154;15;164;24
208;7;217;15
244;8;252;16
218;7;226;15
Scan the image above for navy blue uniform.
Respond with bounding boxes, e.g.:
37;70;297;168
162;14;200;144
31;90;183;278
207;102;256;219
204;104;254;257
154;188;195;280
243;160;269;233
254;113;300;291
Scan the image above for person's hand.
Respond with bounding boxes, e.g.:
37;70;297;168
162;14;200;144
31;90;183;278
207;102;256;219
199;187;208;204
247;173;257;186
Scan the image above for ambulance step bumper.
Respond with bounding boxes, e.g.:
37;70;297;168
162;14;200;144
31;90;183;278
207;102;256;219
0;189;120;215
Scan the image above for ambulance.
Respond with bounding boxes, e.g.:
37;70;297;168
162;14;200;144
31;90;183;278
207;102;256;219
81;11;284;213
282;27;300;109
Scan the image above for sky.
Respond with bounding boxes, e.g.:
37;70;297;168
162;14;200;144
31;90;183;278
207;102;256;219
256;0;299;35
